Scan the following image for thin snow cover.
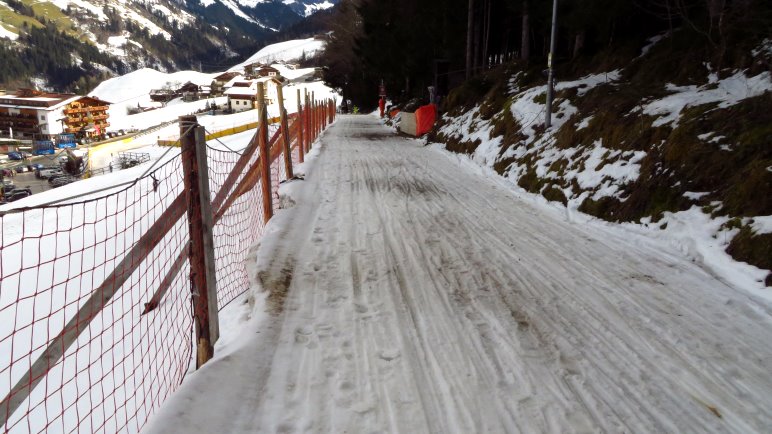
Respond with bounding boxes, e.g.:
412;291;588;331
683;191;710;200
643;70;772;127
218;0;259;25
103;33;142;57
575;114;593;130
438;70;639;204
107;35;129;47
145;116;772;433
52;0;173;38
50;0;107;20
123;7;172;39
750;215;772;234
0;21;18;40
432;68;772;297
233;38;325;68
569;140;646;200
304;0;334;16
89;68;219;128
233;0;268;7
639;32;668;57
623;207;771;297
752;38;772;59
152;4;195;26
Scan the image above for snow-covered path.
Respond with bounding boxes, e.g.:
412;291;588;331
147;115;772;433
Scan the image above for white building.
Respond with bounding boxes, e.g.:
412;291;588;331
0;89;111;139
223;77;282;113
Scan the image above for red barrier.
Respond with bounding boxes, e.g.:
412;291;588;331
415;104;437;136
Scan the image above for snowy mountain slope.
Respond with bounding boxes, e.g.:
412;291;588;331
0;0;338;89
232;37;324;68
86;36;332;131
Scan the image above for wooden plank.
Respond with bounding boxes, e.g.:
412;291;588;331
257;85;273;222
180;117;215;367
277;84;293;179
194;126;220;348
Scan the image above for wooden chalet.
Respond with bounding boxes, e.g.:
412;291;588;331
62;96;111;137
211;72;242;96
0;89;110;139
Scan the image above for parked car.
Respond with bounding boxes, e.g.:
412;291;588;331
50;176;76;188
39;167;63;179
6;187;31;201
7;152;23;160
47;173;71;184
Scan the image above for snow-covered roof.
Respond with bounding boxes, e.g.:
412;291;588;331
224;81;260;97
0;93;83;111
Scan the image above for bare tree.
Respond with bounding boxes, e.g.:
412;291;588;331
521;0;530;61
466;0;475;78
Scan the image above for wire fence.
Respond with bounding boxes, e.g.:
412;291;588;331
0;98;335;433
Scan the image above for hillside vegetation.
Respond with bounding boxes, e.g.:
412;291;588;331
318;0;772;285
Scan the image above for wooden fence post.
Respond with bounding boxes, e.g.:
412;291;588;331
277;83;293;179
179;116;219;368
323;99;327;129
297;88;304;163
311;92;316;140
257;84;273;221
305;92;311;152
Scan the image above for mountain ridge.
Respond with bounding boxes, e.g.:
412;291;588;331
0;0;337;90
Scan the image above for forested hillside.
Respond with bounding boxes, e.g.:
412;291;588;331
320;0;772;285
0;0;338;92
322;0;771;107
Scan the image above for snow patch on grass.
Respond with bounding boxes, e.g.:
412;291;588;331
434;67;771;297
0;22;18;40
642;70;772;128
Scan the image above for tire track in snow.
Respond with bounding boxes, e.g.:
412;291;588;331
146;115;772;434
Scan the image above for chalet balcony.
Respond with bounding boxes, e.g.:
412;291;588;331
0;113;38;124
63;105;109;115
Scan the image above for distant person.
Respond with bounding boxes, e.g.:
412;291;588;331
379;97;385;118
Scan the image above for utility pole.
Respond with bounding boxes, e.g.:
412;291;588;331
545;0;558;129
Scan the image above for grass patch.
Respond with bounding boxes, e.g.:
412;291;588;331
0;5;42;31
542;186;568;205
726;226;772;286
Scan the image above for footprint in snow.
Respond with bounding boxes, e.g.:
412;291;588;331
295;326;314;343
377;348;401;362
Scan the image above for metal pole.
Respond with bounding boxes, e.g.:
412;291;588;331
545;0;558;129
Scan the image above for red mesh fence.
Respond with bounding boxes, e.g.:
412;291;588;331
0;156;192;434
0;103;332;433
205;135;268;309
